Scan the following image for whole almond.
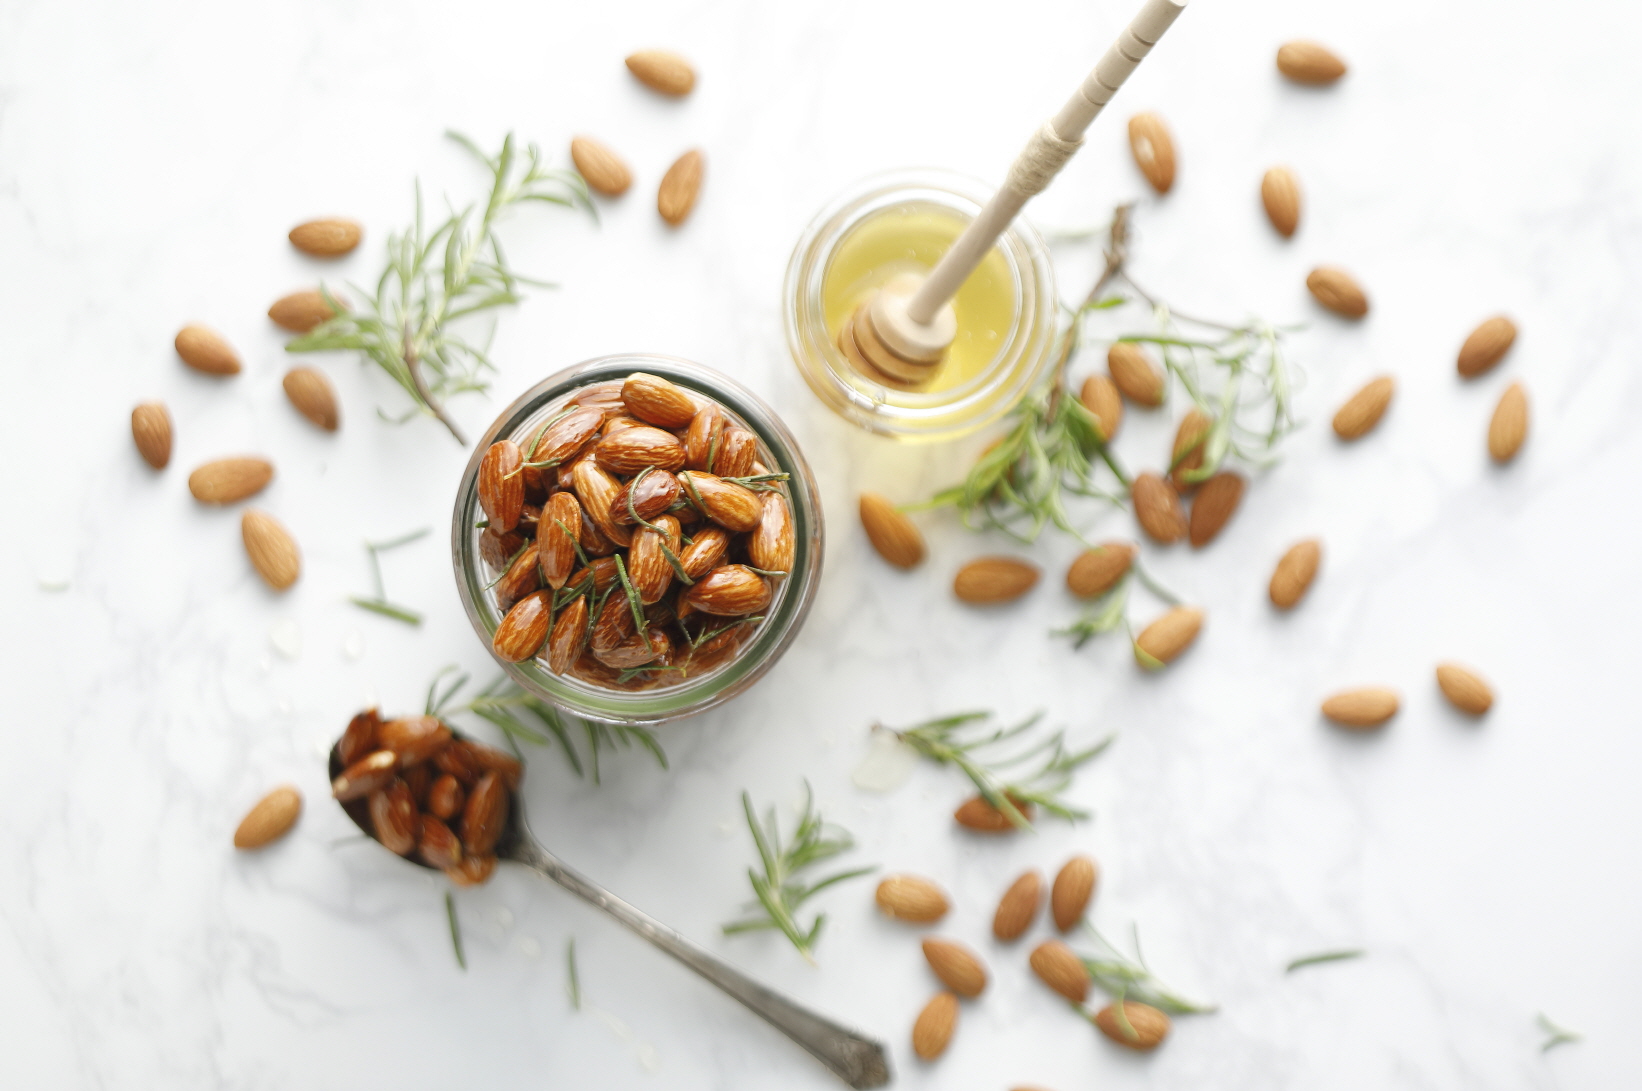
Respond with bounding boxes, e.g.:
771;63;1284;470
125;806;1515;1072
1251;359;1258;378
1276;40;1348;85
625;50;696;96
369;779;419;856
682;564;771;616
912;992;958;1061
289;218;363;257
876;874;950;923
571;460;634;547
715;427;759;478
546;595;589;675
268;289;344;333
1269;538;1322;609
1170;407;1213;490
131;402;172;469
1332;376;1395;439
628;515;683;605
678;471;763;531
1436;663;1494;715
1134;605;1203;668
175;324;241;375
1307;267;1369;318
478;440;525;533
684;404;727;470
954;557;1040;604
992;870;1043;941
233;785;302;849
1051;856;1098;932
679;526;732;580
1321;687;1400;729
1127;112;1176;194
922;938;988;998
1080;373;1124;440
1189;472;1245;548
1093;1001;1171;1051
597;425;688;475
570;135;633;197
528;405;604;466
241;510;301;590
493;545;542;609
1108;342;1165;406
493;590;553;662
332;750;399;802
1029;940;1091;1003
1488;381;1528;462
610;469;683;526
1132;472;1187;543
748;492;796;573
1261;166;1301;237
282;367;339;431
538;491;582;590
189;457;273;504
860;492;926;569
1458;315;1518;378
953;794;1033;832
1067;541;1135;598
622;372;697;428
378;715;452;767
658;149;704;226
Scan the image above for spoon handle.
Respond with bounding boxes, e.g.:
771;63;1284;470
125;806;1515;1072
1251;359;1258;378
511;837;892;1089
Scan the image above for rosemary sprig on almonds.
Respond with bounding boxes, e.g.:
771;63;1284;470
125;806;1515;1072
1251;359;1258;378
348;527;429;624
1077;924;1216;1015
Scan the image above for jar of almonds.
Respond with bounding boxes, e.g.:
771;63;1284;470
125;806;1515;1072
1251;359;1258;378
453;355;822;725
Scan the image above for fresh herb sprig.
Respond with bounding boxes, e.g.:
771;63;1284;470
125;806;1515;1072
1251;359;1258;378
1285;948;1364;974
1537;1012;1581;1052
722;783;875;964
288;132;593;444
349;528;430;624
1053;561;1181;650
1077;924;1216;1015
883;711;1113;830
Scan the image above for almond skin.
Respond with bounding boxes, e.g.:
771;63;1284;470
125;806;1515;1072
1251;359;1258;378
288;218;362;257
1489;381;1529;463
748;492;796;573
241;510;301;590
1307;267;1370;318
1132;472;1188;544
1030;940;1091;1003
528;405;604;466
682;564;771;616
992;870;1042;941
1189;472;1245;548
1127;112;1176;194
1458;315;1518;378
570;135;633;197
1261;166;1301;237
175;324;241;375
1134;605;1203;668
953;794;1034;832
1170;407;1213;490
1080;373;1124;440
189;457;273;504
1051;856;1098;932
1270;539;1322;609
679;526;732;580
493;590;553;662
268;289;344;333
597;425;688;476
546;596;589;675
876;874;950;923
621;372;697;428
1333;376;1395;440
922;938;988;998
1436;663;1494;715
1093;1001;1171;1050
282;367;339;430
658;149;704;226
625;50;696;96
912;992;958;1061
1067;542;1135;598
714;427;758;478
678;471;764;532
537;491;582;590
610;469;683;526
953;557;1040;604
571;460;634;548
478;440;525;533
234;785;302;849
1321;687;1400;729
131;402;172;469
684;404;727;470
860;492;926;569
628;515;683;605
1108;342;1165;406
1276;40;1348;85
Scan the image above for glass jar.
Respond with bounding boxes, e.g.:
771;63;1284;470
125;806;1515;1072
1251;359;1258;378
783;169;1058;443
451;355;823;726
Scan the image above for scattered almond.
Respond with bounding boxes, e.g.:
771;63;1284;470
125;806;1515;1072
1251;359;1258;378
860;492;926;569
1189;472;1245;548
1306;267;1369;318
625;50;696;96
233;785;303;849
1093;1001;1171;1050
1127;112;1176;194
570;135;633;197
1276;41;1348;85
1051;856;1097;932
1332;376;1395;440
1134;606;1203;668
1170;408;1213;490
876;874;950;923
1108;342;1165;406
1489;381;1528;462
268;289;345;333
282;367;339;431
289;218;363;257
954;794;1033;832
1080;373;1124;440
1436;663;1494;715
1321;687;1400;729
1066;541;1134;598
242;510;301;590
953;557;1040;604
922;939;988;998
912;992;958;1060
175;324;241;375
1261;166;1301;237
993;871;1042;941
131;402;172;469
658;149;704;226
1132;472;1188;543
189;457;274;504
1029;940;1091;1003
1458;315;1518;378
1269;539;1321;609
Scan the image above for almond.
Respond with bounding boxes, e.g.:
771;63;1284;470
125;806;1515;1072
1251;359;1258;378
876;874;949;923
682;564;771;616
268;289;344;333
1458;315;1518;378
1107;342;1164;406
241;509;301;590
534;491;582;590
338;709;380;767
1067;541;1134;598
175;324;240;375
378;715;452;767
1132;472;1187;543
289;217;363;257
953;794;1033;832
596;425;687;476
1080;373;1124;440
189;457;273;504
1127;112;1176;194
568;556;620;597
912;992;958;1061
1093;1001;1171;1050
1307;267;1369;318
1436;663;1494;715
1332;376;1395;440
1189;472;1244;548
332;750;399;801
282;366;339;430
678;471;763;532
460;771;509;856
493;544;542;610
625;50;696;96
478;440;525;533
546;595;589;675
684;404;727;470
1321;687;1400;729
628;515;683;605
1051;856;1098;932
748;492;796;573
610;469;683;526
953;557;1040;604
131;402;172;469
369;779;419;856
446;853;497;887
992;871;1042;941
593;625;672;671
1261;166;1301;237
860;492;926;569
1170;407;1213;490
658;149;704;226
679;526;732;579
570;135;633;197
492;590;553;662
417;814;464;870
622;372;697;428
480;526;526;571
922;939;988;998
233;785;302;849
1134;605;1203;668
527;405;604;466
589;592;637;656
571;459;634;548
1276;40;1348;85
1029;940;1091;1003
1488;381;1528;462
714;427;759;478
1269;539;1322;609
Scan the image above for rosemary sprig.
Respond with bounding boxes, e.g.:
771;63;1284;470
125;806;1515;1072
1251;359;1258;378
1537;1012;1581;1052
883;711;1112;829
1285;948;1364;974
348;528;429;624
722;783;875;964
446;892;466;971
1076;924;1215;1015
287;132;593;444
1053;562;1181;650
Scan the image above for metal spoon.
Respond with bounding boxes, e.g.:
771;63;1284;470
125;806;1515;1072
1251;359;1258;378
330;739;891;1089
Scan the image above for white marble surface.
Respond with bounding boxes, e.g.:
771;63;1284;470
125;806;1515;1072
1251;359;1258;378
3;0;1641;1086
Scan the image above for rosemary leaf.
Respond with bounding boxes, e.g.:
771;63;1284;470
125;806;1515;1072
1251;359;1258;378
1077;925;1214;1014
1285;948;1364;973
1537;1013;1581;1052
446;892;466;971
566;937;581;1010
348;597;424;625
